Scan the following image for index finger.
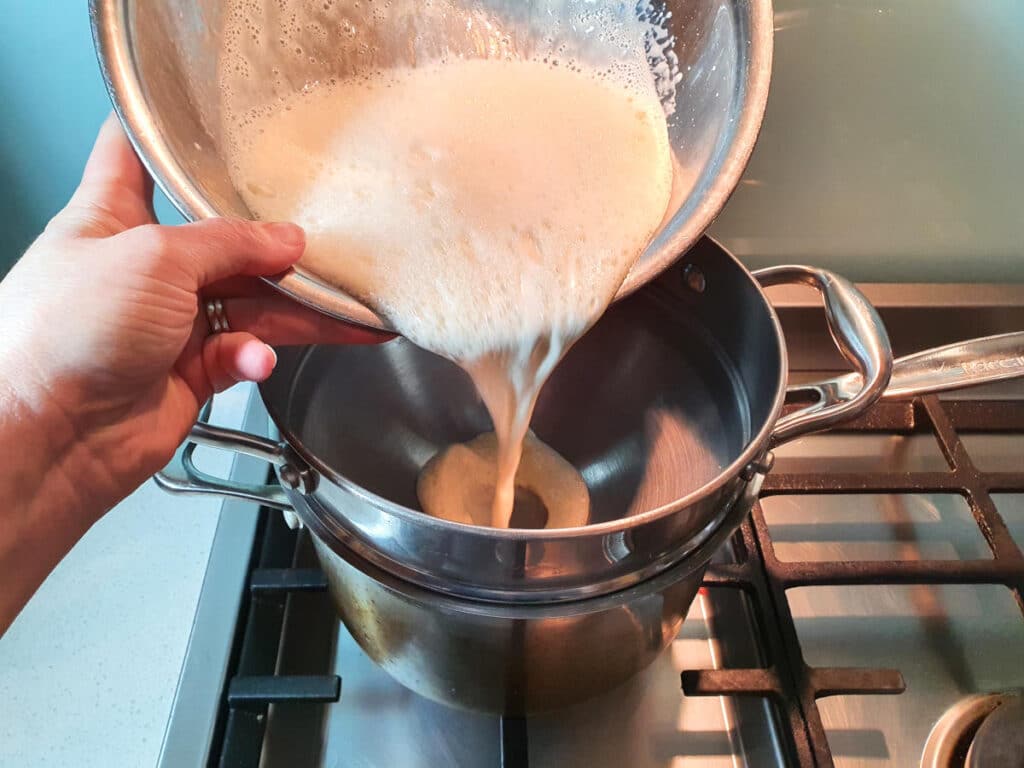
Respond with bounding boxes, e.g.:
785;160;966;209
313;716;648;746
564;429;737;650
217;295;394;346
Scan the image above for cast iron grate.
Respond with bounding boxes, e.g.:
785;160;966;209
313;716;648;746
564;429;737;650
210;507;532;767
683;395;1024;767
210;509;341;768
213;395;1024;768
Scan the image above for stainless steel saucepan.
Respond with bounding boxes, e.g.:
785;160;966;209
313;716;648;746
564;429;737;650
158;238;1024;712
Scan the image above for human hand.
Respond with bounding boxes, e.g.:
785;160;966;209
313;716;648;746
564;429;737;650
0;114;387;516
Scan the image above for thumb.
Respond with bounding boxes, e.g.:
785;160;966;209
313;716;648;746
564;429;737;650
75;113;151;204
50;115;157;237
116;217;306;289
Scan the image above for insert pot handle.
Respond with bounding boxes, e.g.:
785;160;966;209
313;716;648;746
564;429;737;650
756;266;893;446
154;401;296;511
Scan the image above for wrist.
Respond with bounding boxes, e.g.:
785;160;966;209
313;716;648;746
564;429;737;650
0;354;107;632
0;349;113;525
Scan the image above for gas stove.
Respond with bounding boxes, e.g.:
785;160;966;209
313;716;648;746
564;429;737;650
156;285;1024;768
141;0;1024;760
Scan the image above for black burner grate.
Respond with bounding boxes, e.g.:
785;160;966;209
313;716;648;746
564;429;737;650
212;395;1024;768
211;511;341;768
683;395;1024;767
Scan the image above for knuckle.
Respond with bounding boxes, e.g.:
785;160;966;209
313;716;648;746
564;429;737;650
128;224;173;268
48;202;123;239
207;217;259;250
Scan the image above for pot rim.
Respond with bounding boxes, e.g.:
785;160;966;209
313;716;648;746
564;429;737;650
262;237;789;542
310;467;759;615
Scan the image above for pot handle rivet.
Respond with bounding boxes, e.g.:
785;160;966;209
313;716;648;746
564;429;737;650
741;452;775;481
682;263;707;293
280;464;301;490
279;453;318;495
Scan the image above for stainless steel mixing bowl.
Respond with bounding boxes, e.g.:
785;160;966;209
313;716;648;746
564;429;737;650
89;0;774;330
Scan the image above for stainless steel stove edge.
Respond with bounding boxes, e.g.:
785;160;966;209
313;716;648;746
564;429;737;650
157;387;267;768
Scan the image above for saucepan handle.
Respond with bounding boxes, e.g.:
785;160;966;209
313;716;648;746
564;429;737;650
813;332;1024;403
755;266;894;446
154;402;295;511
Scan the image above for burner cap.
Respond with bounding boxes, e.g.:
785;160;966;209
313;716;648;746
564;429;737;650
921;693;1023;768
966;695;1024;768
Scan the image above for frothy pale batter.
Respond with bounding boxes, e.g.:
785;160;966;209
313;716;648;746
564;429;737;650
223;57;672;528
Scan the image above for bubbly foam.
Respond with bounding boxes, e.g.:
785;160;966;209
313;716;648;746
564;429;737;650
219;4;675;529
216;0;681;134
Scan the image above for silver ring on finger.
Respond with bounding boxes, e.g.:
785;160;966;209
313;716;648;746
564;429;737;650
205;298;231;334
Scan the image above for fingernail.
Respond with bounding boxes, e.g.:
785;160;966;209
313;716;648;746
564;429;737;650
265;344;278;368
264;222;305;249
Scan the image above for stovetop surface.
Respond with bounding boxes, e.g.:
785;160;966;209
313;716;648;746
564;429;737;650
229;381;1024;768
263;539;777;768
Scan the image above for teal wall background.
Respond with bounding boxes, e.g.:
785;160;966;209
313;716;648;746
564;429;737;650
0;2;180;276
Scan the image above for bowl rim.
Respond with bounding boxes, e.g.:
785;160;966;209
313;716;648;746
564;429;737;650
89;0;775;332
